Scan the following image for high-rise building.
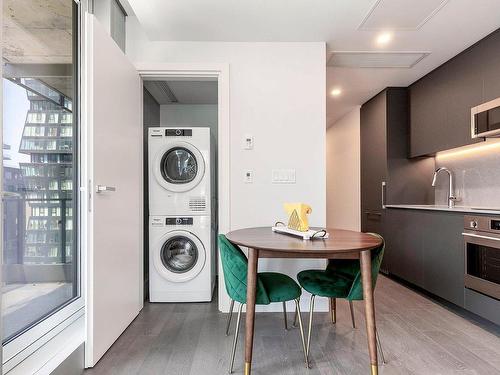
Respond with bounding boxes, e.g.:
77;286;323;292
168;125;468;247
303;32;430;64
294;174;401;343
18;79;74;265
3;144;26;265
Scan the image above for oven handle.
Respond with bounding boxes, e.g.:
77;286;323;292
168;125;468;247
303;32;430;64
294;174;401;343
462;232;500;242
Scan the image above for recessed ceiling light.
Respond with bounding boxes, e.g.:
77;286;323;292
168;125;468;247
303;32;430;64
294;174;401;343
376;32;393;45
330;88;342;97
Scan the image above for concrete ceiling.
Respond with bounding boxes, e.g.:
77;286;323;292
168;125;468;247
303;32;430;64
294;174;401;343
2;0;73;97
2;0;72;64
126;0;500;126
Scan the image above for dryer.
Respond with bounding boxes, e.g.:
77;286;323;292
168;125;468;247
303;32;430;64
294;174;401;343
149;215;214;302
148;127;210;216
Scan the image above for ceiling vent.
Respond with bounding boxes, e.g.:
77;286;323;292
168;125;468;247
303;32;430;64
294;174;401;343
143;81;178;104
327;51;429;69
359;0;449;30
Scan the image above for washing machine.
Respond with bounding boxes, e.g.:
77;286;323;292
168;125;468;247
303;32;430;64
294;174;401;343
149;215;214;302
148;127;210;216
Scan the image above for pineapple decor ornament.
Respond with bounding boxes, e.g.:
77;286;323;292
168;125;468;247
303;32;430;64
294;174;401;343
284;203;312;232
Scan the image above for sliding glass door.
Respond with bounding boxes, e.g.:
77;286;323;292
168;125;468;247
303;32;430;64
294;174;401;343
1;0;82;367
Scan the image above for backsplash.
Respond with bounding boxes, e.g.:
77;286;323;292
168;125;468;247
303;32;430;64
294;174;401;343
434;141;500;208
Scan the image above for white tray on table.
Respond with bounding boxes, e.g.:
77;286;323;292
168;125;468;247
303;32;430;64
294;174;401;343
271;226;329;240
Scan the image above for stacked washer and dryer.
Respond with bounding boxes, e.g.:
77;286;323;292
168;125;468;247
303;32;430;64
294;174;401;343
148;127;215;302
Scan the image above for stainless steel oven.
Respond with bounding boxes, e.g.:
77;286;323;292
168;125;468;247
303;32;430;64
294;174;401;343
463;215;500;300
471;97;500;138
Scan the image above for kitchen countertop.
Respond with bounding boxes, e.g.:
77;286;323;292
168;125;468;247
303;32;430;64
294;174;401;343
385;204;500;216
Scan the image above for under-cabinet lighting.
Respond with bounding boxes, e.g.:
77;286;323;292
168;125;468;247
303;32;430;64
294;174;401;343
436;140;500;160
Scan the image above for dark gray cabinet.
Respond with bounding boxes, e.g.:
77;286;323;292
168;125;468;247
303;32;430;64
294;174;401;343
361;90;387;240
409;28;500;157
385;209;424;287
385;208;465;307
361;89;434;232
361;88;435;272
421;212;464;307
480;30;500;103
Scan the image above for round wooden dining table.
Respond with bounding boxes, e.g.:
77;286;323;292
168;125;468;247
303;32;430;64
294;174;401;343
226;227;383;375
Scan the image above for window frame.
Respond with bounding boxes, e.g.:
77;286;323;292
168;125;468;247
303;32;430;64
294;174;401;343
1;1;85;371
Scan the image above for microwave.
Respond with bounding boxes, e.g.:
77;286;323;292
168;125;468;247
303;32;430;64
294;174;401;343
471;97;500;138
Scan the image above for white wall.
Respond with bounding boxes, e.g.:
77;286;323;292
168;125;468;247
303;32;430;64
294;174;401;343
326;107;360;231
160;104;217;128
128;17;327;312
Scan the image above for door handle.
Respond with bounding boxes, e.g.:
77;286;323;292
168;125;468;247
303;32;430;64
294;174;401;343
96;185;116;193
462;232;500;242
365;211;382;217
381;181;387;209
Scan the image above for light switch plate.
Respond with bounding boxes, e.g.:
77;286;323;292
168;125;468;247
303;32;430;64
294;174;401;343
244;170;253;183
244;134;254;150
272;169;296;184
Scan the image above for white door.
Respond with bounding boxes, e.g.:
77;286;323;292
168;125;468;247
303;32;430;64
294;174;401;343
85;15;143;366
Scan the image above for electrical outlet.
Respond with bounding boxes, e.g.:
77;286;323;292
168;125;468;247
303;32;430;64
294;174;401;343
272;169;296;184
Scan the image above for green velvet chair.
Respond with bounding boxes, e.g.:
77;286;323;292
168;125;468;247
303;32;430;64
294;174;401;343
295;233;386;364
218;234;308;373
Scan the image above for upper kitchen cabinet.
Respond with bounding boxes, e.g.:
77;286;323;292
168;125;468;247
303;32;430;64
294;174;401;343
410;28;500;157
480;30;500;103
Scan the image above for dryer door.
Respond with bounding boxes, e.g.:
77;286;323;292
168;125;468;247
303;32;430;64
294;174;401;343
153;141;206;193
154;230;206;282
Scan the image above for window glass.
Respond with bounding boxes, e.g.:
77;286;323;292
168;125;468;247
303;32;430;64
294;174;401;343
60;126;72;137
47;127;58;137
47;113;59;124
110;0;127;52
2;0;78;343
26;112;46;124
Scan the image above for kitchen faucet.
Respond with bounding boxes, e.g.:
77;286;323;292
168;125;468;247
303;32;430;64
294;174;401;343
432;167;458;208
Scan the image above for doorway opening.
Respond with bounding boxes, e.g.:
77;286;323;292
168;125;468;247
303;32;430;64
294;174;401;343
142;77;219;303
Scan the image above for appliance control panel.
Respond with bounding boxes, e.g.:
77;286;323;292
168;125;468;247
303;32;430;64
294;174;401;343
165;129;192;137
491;219;500;231
464;215;500;234
166;217;193;226
469;220;478;229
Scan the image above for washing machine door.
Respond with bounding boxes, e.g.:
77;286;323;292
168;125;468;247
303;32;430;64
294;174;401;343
153;141;206;193
154;230;206;283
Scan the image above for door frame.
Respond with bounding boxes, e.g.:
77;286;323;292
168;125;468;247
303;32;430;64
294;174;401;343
136;63;231;312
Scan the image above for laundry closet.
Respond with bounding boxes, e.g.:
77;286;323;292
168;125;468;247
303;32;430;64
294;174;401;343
142;79;219;303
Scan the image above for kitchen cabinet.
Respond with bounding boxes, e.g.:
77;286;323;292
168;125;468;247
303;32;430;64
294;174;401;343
360;90;387;240
409;29;500;157
360;88;435;237
361;88;435;272
421;212;464;307
385;208;465;307
480;30;500;103
385;208;424;287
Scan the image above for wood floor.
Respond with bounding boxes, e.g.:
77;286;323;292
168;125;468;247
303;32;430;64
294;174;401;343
85;276;500;375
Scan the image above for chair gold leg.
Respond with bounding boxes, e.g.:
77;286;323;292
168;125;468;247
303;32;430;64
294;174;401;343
226;299;235;336
376;329;386;364
283;301;288;330
349;300;356;328
330;298;336;324
306;295;316;360
293;299;309;368
292;297;299;327
229;303;243;374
